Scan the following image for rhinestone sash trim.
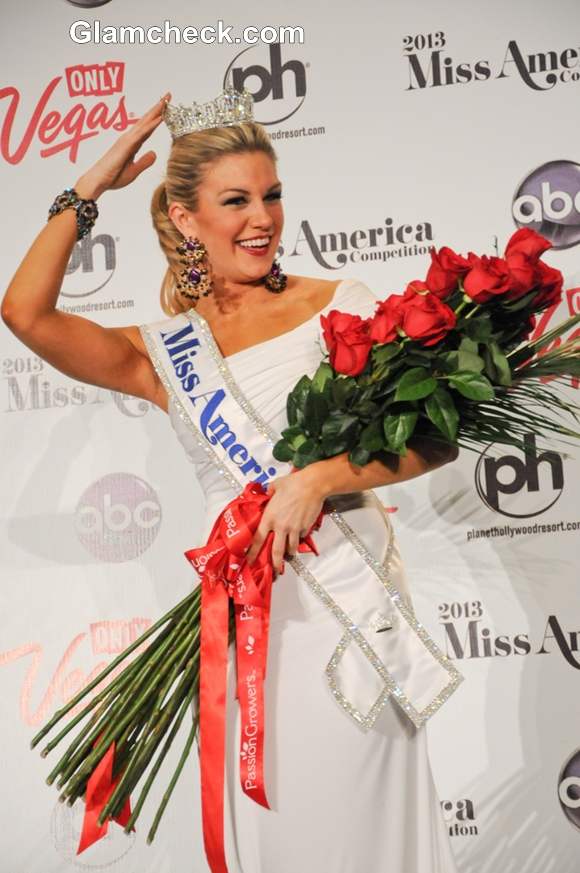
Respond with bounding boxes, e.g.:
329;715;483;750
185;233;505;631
139;312;463;730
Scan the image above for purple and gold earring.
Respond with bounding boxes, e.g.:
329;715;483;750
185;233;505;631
175;235;213;303
264;259;287;293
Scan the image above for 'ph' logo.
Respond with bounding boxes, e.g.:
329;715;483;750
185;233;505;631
224;43;307;124
475;433;564;517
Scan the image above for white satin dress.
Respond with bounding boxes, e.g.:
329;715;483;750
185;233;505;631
166;278;459;873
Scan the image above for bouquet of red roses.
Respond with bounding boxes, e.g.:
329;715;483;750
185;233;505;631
30;228;580;860
273;228;580;468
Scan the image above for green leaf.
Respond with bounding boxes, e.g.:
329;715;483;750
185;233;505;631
446;371;495;400
321;412;360;456
502;289;537;312
383;409;419;453
465;316;492;342
287;374;311;426
459;336;479;355
424;386;459;441
372;342;402;364
348;446;371;467
359;419;385;451
352;399;379;418
272;439;295;462
438;350;485;374
311;362;334;392
394;367;437;401
280;425;308;450
488;339;512;386
293;438;324;468
330;376;357;409
304;390;329;438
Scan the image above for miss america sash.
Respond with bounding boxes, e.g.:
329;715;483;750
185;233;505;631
140;307;463;725
139;308;463;866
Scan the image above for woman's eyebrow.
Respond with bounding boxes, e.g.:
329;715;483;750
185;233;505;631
218;183;282;195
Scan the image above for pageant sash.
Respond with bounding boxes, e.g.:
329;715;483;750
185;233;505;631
139;309;463;730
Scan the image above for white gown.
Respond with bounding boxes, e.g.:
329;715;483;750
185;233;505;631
165;277;459;873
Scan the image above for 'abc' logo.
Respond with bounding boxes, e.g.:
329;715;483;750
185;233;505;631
512;160;580;250
75;473;161;562
559;748;580;830
475;433;564;518
224;43;306;124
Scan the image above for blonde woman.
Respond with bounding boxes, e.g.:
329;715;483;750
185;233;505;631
2;90;461;873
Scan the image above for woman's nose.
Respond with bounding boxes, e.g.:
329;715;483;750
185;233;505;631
248;198;275;228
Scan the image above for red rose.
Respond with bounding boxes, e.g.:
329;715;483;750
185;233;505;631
504;228;552;261
463;254;512;303
425;247;471;298
320;310;373;376
504;250;538;301
533;260;564;309
369;293;405;344
404;279;430;296
398;292;456;347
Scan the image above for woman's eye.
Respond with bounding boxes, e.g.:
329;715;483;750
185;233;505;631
224;192;283;206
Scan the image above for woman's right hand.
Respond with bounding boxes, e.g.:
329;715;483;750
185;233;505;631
74;92;172;200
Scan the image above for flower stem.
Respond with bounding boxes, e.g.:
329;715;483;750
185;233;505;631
146;710;200;844
123;679;199;834
31;588;201;750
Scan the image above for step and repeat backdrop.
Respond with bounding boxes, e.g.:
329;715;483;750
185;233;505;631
1;1;580;871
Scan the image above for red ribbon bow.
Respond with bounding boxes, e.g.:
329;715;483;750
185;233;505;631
184;480;323;873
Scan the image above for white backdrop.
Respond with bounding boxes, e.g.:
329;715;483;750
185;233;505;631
2;1;580;871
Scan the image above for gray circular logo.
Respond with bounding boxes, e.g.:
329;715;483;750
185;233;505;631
50;799;135;868
474;433;564;518
224;43;307;125
75;473;162;562
559;748;580;829
512;160;580;250
66;0;113;7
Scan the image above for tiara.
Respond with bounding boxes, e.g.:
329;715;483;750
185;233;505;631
162;86;255;140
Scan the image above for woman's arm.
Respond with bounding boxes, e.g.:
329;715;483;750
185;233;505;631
1;95;170;401
246;437;459;571
301;435;459;499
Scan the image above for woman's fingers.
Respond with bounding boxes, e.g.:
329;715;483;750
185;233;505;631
246;524;268;566
140;93;171;123
270;528;288;573
286;529;300;559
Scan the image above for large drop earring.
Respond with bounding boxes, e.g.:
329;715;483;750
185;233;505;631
175;235;213;304
264;259;287;293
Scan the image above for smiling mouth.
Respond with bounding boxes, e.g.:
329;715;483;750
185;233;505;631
236;236;272;253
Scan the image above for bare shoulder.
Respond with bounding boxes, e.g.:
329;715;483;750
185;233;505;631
287;274;344;309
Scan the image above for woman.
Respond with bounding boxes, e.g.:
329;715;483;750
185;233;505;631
2;91;461;872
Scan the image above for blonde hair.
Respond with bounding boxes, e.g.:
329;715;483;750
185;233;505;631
150;122;278;316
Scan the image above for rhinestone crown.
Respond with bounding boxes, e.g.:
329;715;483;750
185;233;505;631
162;86;255;141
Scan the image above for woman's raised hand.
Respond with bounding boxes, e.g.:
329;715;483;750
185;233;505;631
75;92;171;200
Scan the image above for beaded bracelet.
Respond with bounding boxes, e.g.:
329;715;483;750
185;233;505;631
47;187;99;241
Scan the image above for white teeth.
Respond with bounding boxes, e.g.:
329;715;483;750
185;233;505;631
238;237;270;248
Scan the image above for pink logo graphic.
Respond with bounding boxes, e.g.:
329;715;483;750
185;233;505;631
0;618;152;728
0;61;136;164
